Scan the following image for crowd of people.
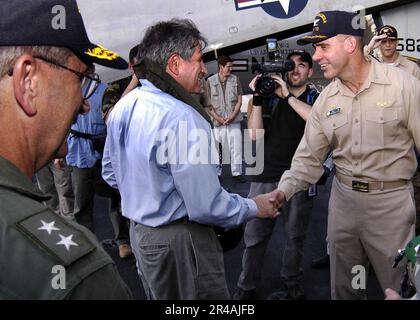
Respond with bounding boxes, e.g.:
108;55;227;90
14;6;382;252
0;1;419;300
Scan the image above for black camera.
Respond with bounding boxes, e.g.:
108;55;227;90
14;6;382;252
251;38;295;97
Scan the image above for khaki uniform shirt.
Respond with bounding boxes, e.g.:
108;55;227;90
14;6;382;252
0;157;132;299
364;46;420;81
381;53;420;81
278;58;420;201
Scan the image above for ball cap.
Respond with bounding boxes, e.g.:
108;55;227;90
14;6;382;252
0;0;127;69
287;49;313;68
298;11;365;45
378;25;398;40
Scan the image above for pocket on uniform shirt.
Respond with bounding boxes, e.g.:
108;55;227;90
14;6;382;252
365;107;400;147
322;113;349;145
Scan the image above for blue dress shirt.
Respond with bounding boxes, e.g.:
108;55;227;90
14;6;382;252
102;80;257;228
67;83;107;168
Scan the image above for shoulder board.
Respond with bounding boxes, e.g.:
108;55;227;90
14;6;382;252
16;209;96;267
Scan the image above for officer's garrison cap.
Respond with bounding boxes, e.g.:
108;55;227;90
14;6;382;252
0;0;128;69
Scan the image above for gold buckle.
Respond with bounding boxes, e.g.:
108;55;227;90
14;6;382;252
352;180;369;192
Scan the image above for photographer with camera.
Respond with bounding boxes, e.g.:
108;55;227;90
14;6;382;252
235;49;319;300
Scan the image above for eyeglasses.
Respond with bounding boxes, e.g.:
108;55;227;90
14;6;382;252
15;55;101;100
33;56;100;100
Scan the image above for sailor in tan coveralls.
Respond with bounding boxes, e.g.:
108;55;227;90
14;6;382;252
276;11;420;299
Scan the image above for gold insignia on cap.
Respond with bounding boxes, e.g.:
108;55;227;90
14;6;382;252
313;13;327;32
317;13;327;24
303;35;328;40
85;45;119;61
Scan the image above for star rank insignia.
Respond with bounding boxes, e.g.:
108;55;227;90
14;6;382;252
16;209;95;266
56;234;79;251
37;220;60;235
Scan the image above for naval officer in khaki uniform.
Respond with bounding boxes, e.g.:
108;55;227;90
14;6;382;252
0;0;131;299
364;25;420;80
276;11;420;299
364;24;420;243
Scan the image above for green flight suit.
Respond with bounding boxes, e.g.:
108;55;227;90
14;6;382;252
0;157;132;299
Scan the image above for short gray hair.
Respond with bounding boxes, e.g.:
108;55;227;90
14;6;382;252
137;18;207;69
0;46;73;78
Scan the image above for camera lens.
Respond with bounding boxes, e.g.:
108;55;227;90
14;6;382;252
255;76;277;97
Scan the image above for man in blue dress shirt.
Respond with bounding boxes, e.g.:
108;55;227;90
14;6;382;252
66;80;107;230
102;19;281;299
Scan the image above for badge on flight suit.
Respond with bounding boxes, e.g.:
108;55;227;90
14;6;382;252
16;210;95;266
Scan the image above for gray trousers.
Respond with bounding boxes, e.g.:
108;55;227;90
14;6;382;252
237;182;313;291
107;190;130;245
36;162;74;217
329;177;415;299
71;166;96;231
130;219;230;300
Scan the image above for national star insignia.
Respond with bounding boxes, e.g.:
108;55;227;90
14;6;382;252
56;234;79;251
278;0;290;15
37;220;60;235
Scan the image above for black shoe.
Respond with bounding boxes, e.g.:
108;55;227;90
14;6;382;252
311;254;330;269
267;290;288;300
285;282;305;300
267;291;304;300
268;282;305;300
233;288;256;300
233;175;246;183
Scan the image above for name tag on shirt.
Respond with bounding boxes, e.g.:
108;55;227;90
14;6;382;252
326;107;341;117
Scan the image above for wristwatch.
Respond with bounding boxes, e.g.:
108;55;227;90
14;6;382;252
285;92;295;101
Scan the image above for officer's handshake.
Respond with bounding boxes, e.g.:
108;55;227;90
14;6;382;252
253;189;284;218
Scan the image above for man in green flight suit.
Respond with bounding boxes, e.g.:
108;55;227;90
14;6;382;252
0;0;132;299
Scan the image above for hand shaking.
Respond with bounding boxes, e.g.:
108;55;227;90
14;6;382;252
253;189;285;219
